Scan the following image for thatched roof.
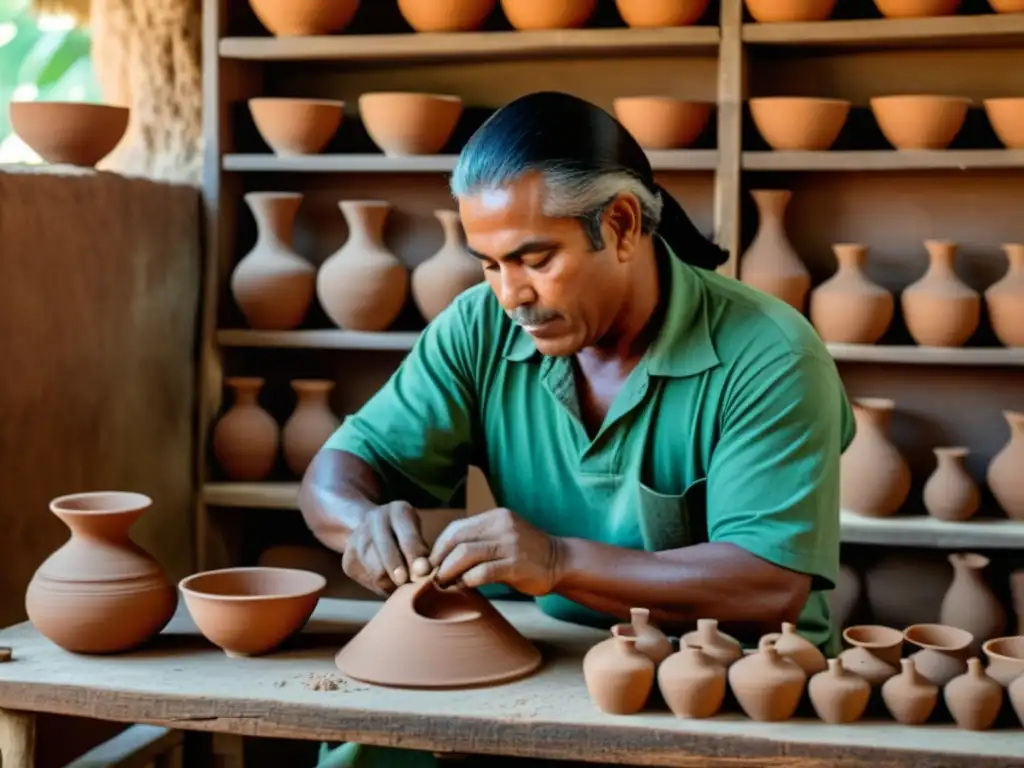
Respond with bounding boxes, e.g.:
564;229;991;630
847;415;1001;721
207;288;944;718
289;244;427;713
31;0;91;24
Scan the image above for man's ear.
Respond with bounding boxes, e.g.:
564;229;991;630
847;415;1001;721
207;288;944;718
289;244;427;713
602;194;643;263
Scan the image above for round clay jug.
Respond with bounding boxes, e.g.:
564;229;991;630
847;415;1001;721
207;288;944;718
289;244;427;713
839;398;911;518
679;618;743;667
944;658;1003;731
25;492;177;654
1009;672;1024;726
838;624;903;686
582;625;655;714
740;190;811;313
656;642;726;719
397;0;496;31
500;0;597;29
212;377;280;481
881;658;938;725
922;447;980;522
988;410;1024;520
617;607;672;665
809;244;894;344
615;0;711;26
317;201;409;331
939;553;1006;654
282;379;342;477
986;243;1024;347
770;622;827;675
901;240;980;347
905;623;973;686
231;192;315;331
727;636;807;722
412;210;483;323
808;658;870;724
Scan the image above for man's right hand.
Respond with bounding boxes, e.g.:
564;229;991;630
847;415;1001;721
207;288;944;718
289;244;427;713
340;501;432;596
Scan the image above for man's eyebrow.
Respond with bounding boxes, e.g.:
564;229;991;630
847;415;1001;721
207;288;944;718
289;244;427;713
465;239;561;261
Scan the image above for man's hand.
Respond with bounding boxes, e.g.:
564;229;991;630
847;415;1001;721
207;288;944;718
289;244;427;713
341;501;432;596
429;507;563;596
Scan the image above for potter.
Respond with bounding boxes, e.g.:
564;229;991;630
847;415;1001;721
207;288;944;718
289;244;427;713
299;91;853;768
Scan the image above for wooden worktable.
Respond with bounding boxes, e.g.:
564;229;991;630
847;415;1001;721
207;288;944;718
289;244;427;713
0;599;1021;767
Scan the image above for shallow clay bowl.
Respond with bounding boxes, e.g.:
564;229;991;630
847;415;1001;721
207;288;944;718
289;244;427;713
358;92;462;156
180;567;326;657
873;0;960;16
613;97;713;150
984;98;1024;149
10;101;129;167
750;97;851;150
500;0;597;29
615;0;711;26
248;0;360;36
870;95;971;150
398;0;496;31
982;636;1024;686
744;0;837;22
248;98;344;156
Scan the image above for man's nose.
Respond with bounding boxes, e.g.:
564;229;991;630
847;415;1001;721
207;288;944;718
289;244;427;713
497;265;536;308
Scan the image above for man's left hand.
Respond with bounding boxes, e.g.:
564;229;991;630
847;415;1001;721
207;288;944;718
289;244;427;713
428;507;563;596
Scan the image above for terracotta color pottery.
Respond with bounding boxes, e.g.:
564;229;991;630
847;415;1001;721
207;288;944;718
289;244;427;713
247;0;360;35
26;492;177;654
615;607;672;665
901;240;980;347
939;553;1006;653
212;377;280;481
981;636;1024;687
870;95;970;150
904;623;973;686
317;201;410;331
411;210;484;322
728;636;807;722
749;97;850;151
990;0;1024;9
500;0;597;29
1011;672;1024;726
249;98;344;156
282;379;341;477
615;0;711;26
582;625;656;714
180;567;325;657
680;618;743;668
984;98;1024;149
945;658;1003;730
837;624;903;686
398;0;496;31
986;243;1024;347
769;622;827;675
231;192;316;331
873;0;961;16
809;243;894;344
922;448;980;522
881;658;938;725
656;642;726;719
740;189;811;312
840;398;911;519
612;97;713;150
359;93;462;156
335;573;542;688
9;101;128;167
744;0;836;21
808;658;871;724
988;411;1024;520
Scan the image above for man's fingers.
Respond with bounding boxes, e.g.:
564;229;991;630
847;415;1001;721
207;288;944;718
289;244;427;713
435;540;502;587
389;504;431;576
369;505;410;586
457;559;513;590
429;510;495;568
341;538;390;597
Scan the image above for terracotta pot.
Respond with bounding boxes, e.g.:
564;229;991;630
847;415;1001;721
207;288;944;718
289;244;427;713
248;98;344;155
398;0;496;31
411;210;484;322
25;492;176;654
939;553;1006;654
808;658;871;724
769;622;827;676
247;0;360;35
809;243;894;344
1013;674;1024;727
840;398;911;519
904;623;973;686
873;0;961;16
615;0;711;26
9;101;128;167
657;642;726;718
500;0;597;29
881;658;938;725
989;410;1024;520
679;618;743;668
870;95;970;150
901;240;980;347
922;447;980;522
583;626;656;714
983;98;1024;149
744;0;836;22
740;189;810;312
749;97;851;151
838;624;903;686
981;635;1024;686
231;192;315;331
989;0;1024;11
359;93;462;156
614;607;672;665
212;377;280;481
945;658;1003;731
282;379;341;477
727;636;807;721
612;97;713;150
985;243;1024;347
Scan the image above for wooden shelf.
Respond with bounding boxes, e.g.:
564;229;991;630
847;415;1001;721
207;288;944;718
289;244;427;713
203;482;300;509
743;150;1024;172
217;329;420;351
827;345;1024;367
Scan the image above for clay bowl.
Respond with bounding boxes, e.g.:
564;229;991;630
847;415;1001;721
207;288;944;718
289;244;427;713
613;97;713;150
984;98;1024;149
873;0;960;16
615;0;711;26
180;567;326;657
358;92;462;156
248;98;344;156
500;0;597;30
989;0;1024;10
749;97;851;151
982;636;1024;686
744;0;837;22
9;101;129;167
869;95;971;150
247;0;360;36
398;0;496;31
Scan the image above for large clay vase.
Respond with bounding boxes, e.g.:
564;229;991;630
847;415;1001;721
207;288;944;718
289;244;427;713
583;625;656;714
922;447;980;522
986;243;1024;347
901;240;980;347
988;410;1024;521
939;553;1006;654
727;636;807;722
411;210;483;323
809;244;894;344
25;492;177;654
840;398;911;518
231;192;315;331
317;201;409;331
282;379;342;477
212;377;280;481
740;190;811;313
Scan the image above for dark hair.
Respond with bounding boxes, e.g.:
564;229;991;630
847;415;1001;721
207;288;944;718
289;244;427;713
450;91;728;270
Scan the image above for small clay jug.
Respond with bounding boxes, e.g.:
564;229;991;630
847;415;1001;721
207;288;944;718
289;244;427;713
680;618;743;668
740;190;811;313
922;447;980;522
212;377;280;481
939;553;1006;654
282;379;341;477
988;410;1024;521
411;210;483;323
881;658;938;725
901;240;980;347
231;192;315;331
727;636;807;722
617;607;672;665
839;398;911;518
656;642;726;719
809;243;894;344
582;625;655;715
808;657;871;724
945;658;1003;730
770;622;827;676
397;0;496;31
838;624;903;686
1009;671;1024;726
904;623;973;686
986;243;1024;347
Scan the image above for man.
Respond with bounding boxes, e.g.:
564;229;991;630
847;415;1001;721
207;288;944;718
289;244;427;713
300;91;854;768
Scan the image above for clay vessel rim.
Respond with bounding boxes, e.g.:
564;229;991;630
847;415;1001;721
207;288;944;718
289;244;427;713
903;623;974;651
179;567;327;601
1003;409;1024;423
225;376;264;388
10;100;129;116
933;446;969;457
290;378;335;391
984;97;1024;106
923;238;957;249
832;242;867;251
749;96;851;107
244;191;303;201
842;624;904;648
949;552;989;569
409;580;484;625
50;491;152;515
612;96;714;106
248;97;345;108
339;199;392;208
853;396;895;410
358;92;462;104
869;94;973;105
982;636;1024;661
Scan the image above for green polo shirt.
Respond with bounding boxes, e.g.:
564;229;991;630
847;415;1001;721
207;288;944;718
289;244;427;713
325;242;854;653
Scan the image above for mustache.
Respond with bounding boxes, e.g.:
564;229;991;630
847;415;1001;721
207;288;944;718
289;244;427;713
505;306;561;327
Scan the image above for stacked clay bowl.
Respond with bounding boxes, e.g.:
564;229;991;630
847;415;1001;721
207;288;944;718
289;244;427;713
873;0;961;16
744;0;837;22
613;97;713;150
615;0;711;26
870;95;971;150
398;0;496;31
247;0;359;36
984;98;1024;149
249;98;344;155
981;636;1024;686
500;0;597;30
750;97;851;151
10;101;129;167
359;93;462;156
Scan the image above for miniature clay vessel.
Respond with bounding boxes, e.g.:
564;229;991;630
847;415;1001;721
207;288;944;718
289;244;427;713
870;95;970;150
247;0;359;35
397;0;496;31
945;658;1003;731
615;0;710;26
808;658;871;724
26;492;177;654
231;192;315;331
282;379;341;477
904;623;973;686
615;607;673;665
809;244;894;344
680;618;743;668
612;97;713;150
873;0;960;16
981;635;1024;686
411;210;484;322
901;240;980;347
939;553;1006;654
9;101;129;167
317;201;409;331
740;189;811;313
749;97;851;151
500;0;597;29
984;98;1024;149
840;398;911;518
656;642;726;719
248;98;344;156
744;0;836;22
922;448;980;522
727;636;807;722
583;625;656;715
988;410;1024;520
212;377;280;481
770;622;827;675
837;624;903;686
986;244;1024;347
359;93;462;156
881;658;938;725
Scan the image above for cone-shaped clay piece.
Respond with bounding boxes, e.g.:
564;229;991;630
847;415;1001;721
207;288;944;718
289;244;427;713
334;572;541;688
727;636;807;722
772;622;827;675
680;618;742;668
944;657;1003;731
881;658;938;725
904;623;973;687
923;448;980;522
808;658;871;724
657;642;726;719
981;635;1024;687
837;624;903;686
583;624;655;715
615;607;672;665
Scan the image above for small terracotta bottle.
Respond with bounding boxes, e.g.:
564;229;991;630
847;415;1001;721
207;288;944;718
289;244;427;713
282;379;342;477
680;618;743;668
727;636;807;722
619;607;672;665
988;410;1024;521
922;447;980;522
772;622;827;676
739;189;811;313
881;658;938;725
944;658;1003;731
582;625;655;715
840;398;911;518
985;243;1024;347
808;658;870;724
212;377;280;481
656;642;726;719
939;553;1006;655
809;243;894;344
411;210;483;323
900;240;980;347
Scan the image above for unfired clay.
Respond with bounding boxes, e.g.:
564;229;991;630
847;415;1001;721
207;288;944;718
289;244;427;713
500;0;597;29
808;658;870;724
727;636;807;722
840;398;911;518
282;379;341;477
411;210;483;322
359;93;462;157
922;447;980;522
904;623;973;687
744;0;836;22
583;625;655;715
981;635;1024;687
984;99;1024;149
837;624;903;686
939;553;1006;654
749;97;850;151
615;607;672;665
881;658;938;725
212;377;280;481
248;98;344;156
615;0;710;26
873;0;960;16
988;411;1024;520
944;658;1003;731
809;244;894;344
985;244;1024;346
740;189;811;313
397;0;496;31
770;622;827;676
656;642;726;719
10;101;129;167
247;0;360;35
612;97;713;150
901;240;980;347
870;95;970;150
680;618;743;667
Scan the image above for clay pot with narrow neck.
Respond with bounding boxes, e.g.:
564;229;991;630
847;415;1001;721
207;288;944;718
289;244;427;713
809;244;894;344
838;624;903;686
939;553;1006;653
881;658;938;725
411;210;484;323
231;193;315;331
901;240;980;347
989;410;1024;520
680;618;742;668
840;398;911;518
904;623;974;686
986;244;1024;347
656;642;726;719
740;190;811;313
317;201;409;331
945;658;1003;731
808;657;871;724
769;622;827;675
282;379;341;477
727;636;807;721
582;625;655;714
25;492;177;654
614;607;672;664
212;377;280;481
922;447;980;522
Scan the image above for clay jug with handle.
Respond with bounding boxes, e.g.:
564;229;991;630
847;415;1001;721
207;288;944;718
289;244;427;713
740;189;810;313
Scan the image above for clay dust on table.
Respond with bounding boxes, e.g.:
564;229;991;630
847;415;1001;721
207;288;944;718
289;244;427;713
275;673;369;692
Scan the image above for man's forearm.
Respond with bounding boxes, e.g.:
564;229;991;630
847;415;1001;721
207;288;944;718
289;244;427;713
297;450;383;553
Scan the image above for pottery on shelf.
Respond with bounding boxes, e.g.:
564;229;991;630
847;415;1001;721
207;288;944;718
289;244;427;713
984;98;1024;149
680;618;743;668
986;243;1024;347
808;658;871;724
615;0;710;26
881;658;939;725
9;101;129;167
657;641;726;719
247;0;359;35
873;0;961;16
837;624;903;686
809;243;894;344
397;0;496;31
749;97;851;151
728;636;807;722
744;0;836;22
583;624;656;714
904;623;974;687
248;98;344;156
922;448;980;522
411;210;484;323
988;410;1024;521
282;379;342;477
740;189;811;313
768;622;827;676
939;553;1006;654
612;97;713;150
982;636;1024;686
870;95;970;150
212;377;280;481
317;200;410;331
840;398;911;518
500;0;597;29
25;492;177;654
901;240;980;347
945;658;1003;731
615;607;672;665
358;93;462;156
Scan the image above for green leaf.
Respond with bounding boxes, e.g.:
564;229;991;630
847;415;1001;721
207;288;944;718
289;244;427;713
35;28;89;87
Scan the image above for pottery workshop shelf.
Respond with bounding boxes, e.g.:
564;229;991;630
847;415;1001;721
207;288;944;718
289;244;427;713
742;150;1024;172
204;482;299;509
826;345;1024;367
216;329;420;351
